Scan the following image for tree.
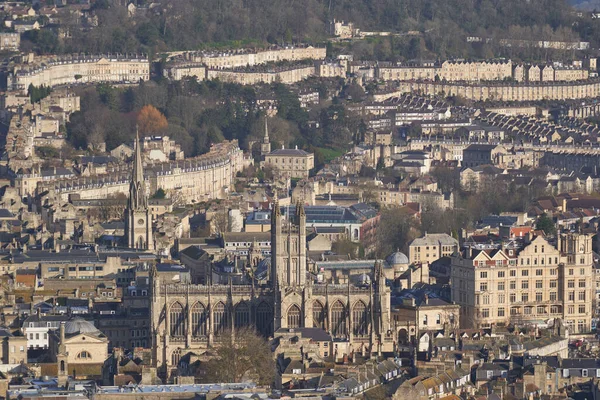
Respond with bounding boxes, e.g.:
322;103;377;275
152;188;166;199
28;84;52;103
332;239;361;258
376;155;385;170
430;166;460;193
137;104;168;135
536;213;556;237
210;209;229;236
376;207;419;257
200;328;275;385
344;83;366;102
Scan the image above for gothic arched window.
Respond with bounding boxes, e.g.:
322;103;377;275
331;301;347;338
170;302;185;337
287;304;301;328
235;302;250;328
313;301;325;330
171;348;181;366
352;301;368;336
256;302;272;337
213;302;229;335
191;302;207;336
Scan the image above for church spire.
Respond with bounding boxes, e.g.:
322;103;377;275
261;116;271;157
129;126;148;210
125;126;153;251
263;117;270;143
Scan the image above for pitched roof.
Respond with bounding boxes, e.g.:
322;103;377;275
268;148;312;156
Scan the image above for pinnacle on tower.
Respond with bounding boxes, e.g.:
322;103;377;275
271;191;280;219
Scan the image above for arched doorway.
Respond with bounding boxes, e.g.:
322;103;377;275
398;328;409;345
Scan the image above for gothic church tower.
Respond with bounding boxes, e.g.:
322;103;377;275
125;129;154;250
271;197;307;331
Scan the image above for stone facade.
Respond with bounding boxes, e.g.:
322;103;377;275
377;61;588;84
264;147;315;179
393;298;460;333
409;233;459;265
528;65;541;82
329;20;356;38
316;61;346;78
0;334;27;365
162;63;206;81
514;64;525;82
542;65;555;82
554;67;588;81
439;60;513;82
377;60;513;82
0;32;19;51
188;46;326;69
206;65;314;85
377;65;437;81
373;79;600;102
29;140;244;203
451;234;594;334
8;54;150;92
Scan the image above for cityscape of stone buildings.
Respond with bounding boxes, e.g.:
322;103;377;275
0;9;598;400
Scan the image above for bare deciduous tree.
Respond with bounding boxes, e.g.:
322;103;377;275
200;328;275;386
210;209;230;236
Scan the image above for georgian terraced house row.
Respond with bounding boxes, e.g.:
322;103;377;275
8;54;150;93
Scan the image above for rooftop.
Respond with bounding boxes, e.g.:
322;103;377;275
268;148;312;157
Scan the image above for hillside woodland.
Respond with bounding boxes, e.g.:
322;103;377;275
19;0;600;61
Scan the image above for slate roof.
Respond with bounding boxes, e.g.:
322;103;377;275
180;245;208;260
268;148;311;156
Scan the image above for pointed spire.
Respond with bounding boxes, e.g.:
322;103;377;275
263;117;269;143
129;125;148;210
133;125;144;184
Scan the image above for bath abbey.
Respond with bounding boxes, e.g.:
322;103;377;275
149;196;394;378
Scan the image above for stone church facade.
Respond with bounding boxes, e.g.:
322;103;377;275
149;198;394;380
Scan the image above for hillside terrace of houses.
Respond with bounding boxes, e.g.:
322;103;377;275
478;112;600;144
